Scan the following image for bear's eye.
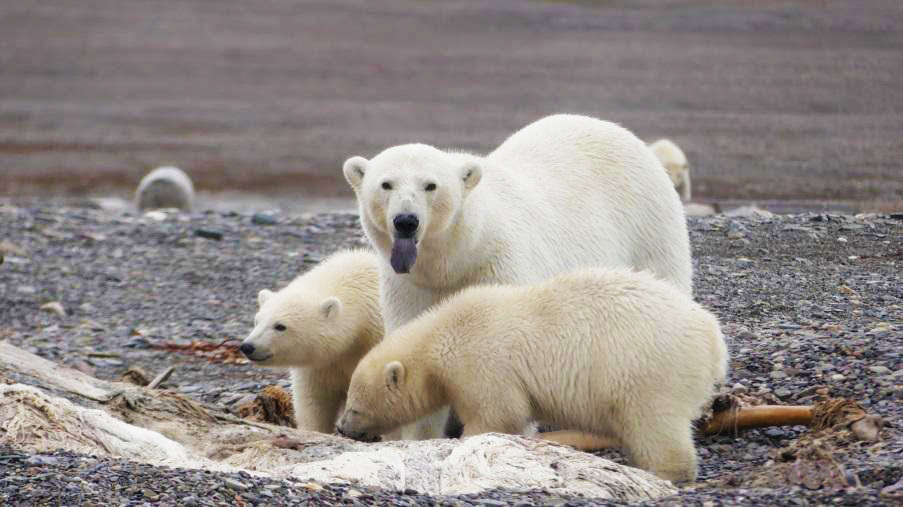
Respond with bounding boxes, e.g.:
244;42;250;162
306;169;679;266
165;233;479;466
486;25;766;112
274;323;287;332
381;181;392;190
424;183;437;192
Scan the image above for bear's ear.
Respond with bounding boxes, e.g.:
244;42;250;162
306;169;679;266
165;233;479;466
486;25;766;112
257;289;274;306
320;296;342;320
343;156;369;191
384;361;406;390
460;162;482;192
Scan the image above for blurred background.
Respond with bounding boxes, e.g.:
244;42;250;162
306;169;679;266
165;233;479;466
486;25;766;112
1;0;901;213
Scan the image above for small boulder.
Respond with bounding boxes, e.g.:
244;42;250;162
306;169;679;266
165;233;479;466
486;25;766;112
135;166;195;212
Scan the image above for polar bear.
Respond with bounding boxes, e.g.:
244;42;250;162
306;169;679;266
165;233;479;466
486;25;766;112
135;166;195;211
343;114;693;438
239;249;382;433
337;268;728;482
648;139;691;202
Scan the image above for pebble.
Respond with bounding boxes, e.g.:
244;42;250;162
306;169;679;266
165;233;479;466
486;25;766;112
194;228;224;240
222;478;250;491
868;365;890;375
251;211;279;226
831;374;846;381
39;301;66;317
143;210;169;222
774;388;793;399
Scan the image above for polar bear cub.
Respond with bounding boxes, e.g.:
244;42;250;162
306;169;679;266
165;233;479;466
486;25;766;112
337;268;728;482
240;249;382;433
649;139;691;202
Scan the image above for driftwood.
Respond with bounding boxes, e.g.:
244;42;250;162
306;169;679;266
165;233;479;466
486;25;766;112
702;405;813;434
0;341;676;500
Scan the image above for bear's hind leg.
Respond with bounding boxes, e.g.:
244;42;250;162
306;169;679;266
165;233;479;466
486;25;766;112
620;415;698;482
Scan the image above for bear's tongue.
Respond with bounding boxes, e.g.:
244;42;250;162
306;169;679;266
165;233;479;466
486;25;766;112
390;237;418;274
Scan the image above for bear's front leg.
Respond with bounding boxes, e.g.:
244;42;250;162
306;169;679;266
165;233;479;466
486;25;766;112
290;368;346;434
457;395;531;438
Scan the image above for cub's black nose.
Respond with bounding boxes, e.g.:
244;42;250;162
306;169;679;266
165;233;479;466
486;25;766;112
239;342;255;357
393;213;419;238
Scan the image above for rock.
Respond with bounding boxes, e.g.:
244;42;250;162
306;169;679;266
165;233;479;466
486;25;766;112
831;374;846;381
195;229;224;241
251;211;279;226
222;478;250;491
868;365;890;375
0;240;26;256
723;204;774;218
39;301;66;317
774;388;793;399
86;197;129;212
135;166;195;212
17;285;36;294
143;210;169;222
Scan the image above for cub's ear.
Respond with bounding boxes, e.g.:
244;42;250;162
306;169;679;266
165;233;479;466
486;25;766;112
343;156;369;191
257;289;274;306
384;361;406;390
460;162;482;192
320;296;342;319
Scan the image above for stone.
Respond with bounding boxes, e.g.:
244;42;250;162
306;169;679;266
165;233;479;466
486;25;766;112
251;211;279;226
39;301;66;317
723;205;774;218
135;166;195;212
195;229;224;241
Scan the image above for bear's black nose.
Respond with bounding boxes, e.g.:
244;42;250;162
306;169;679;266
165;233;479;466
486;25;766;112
239;342;255;357
393;213;419;238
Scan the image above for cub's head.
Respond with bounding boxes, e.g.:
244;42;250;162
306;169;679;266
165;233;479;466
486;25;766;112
239;286;345;368
342;144;482;274
336;353;415;441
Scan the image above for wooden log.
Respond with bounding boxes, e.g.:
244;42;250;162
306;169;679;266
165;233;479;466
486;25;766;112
702;405;813;435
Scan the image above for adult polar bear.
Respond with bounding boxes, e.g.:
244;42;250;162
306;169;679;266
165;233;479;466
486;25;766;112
342;114;692;438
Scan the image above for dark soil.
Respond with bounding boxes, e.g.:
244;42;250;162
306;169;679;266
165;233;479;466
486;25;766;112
2;0;902;211
1;200;901;505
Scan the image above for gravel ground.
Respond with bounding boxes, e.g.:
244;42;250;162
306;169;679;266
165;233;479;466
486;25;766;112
0;199;901;506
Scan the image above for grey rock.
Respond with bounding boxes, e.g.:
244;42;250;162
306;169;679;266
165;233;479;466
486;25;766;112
135;166;195;212
194;228;224;240
251;211;279;226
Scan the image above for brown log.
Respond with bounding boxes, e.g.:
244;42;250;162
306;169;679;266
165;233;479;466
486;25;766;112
703;405;813;435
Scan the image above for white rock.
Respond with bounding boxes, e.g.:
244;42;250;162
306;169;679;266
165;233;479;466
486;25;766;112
39;301;66;317
135;166;195;212
723;204;774;218
143;210;169;222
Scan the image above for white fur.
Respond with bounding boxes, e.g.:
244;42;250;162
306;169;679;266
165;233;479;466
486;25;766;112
340;268;728;482
648;139;691;202
343;115;693;438
135;166;195;211
241;249;382;433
